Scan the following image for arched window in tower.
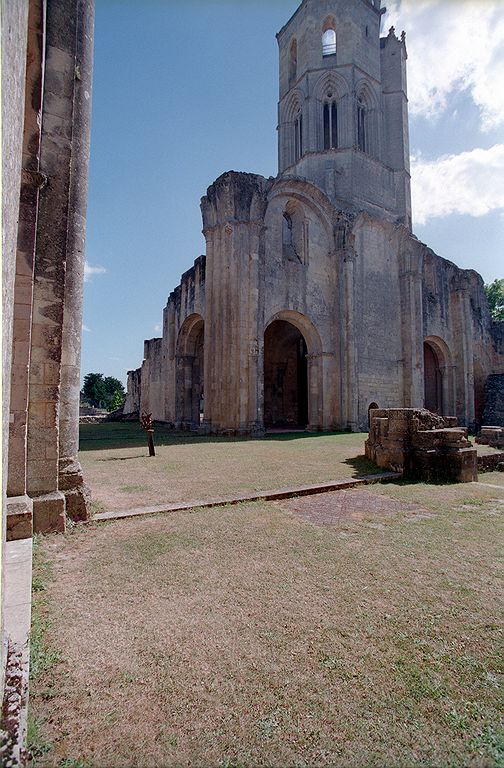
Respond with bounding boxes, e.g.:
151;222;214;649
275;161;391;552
289;39;297;87
322;28;336;56
357;99;367;152
323;97;338;150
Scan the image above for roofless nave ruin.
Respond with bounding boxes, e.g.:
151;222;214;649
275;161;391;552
125;0;504;435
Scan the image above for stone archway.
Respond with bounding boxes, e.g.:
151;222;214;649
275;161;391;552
424;342;442;413
423;336;454;415
176;314;204;428
264;320;308;428
263;311;323;430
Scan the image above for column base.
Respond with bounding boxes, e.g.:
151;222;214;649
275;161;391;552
32;491;66;534
64;485;91;522
6;495;33;541
59;457;91;522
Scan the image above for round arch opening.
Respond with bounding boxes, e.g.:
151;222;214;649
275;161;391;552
423;341;443;414
264;319;308;429
176;315;204;427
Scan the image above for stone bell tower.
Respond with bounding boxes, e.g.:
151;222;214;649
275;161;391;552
276;0;411;227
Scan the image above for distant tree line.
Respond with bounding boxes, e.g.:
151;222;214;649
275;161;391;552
81;373;125;412
484;279;504;322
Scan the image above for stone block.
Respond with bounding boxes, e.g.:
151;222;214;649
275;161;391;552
64;485;91;522
32;491;65;534
6;496;33;541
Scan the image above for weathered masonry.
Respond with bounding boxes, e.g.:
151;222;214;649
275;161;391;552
2;0;93;539
126;0;503;434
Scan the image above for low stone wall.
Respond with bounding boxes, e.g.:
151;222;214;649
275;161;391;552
476;426;504;449
482;374;504;427
477;452;504;473
365;408;477;482
79;415;108;424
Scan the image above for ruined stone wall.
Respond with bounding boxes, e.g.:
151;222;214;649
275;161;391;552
201;173;270;433
3;0;94;538
353;216;404;429
482;375;504;427
140;338;163;418
366;408;477;482
262;179;339;430
421;249;499;429
124;368;142;415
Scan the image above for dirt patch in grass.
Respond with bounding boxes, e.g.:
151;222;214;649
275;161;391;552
30;480;503;767
79;425;381;514
280;488;427;528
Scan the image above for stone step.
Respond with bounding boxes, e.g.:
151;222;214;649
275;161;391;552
6;496;33;541
90;472;402;524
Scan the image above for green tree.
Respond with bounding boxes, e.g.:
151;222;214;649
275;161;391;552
81;373;125;410
108;389;125;412
484;279;504;321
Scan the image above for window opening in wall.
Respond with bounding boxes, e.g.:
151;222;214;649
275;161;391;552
294;112;303;161
323;99;338;150
357;101;366;152
368;402;379;428
289;39;297;87
322;28;336;56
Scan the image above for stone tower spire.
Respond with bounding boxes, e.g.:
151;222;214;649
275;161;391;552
276;0;411;227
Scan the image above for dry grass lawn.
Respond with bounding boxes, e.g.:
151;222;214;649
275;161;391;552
79;424;382;514
29;478;503;767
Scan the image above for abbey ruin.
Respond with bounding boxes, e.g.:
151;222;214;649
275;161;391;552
125;0;503;435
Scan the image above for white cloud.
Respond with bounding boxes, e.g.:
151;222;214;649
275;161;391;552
412;144;504;224
154;323;162;334
384;0;504;130
82;323;91;332
84;261;107;282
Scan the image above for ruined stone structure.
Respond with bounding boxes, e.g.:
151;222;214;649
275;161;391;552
126;0;503;435
365;408;478;483
2;0;93;718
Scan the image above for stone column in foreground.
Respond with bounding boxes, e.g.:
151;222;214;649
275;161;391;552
58;0;94;520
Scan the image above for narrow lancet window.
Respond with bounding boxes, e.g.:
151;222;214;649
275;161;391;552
357;102;366;152
323;100;338;150
289;39;297;87
294;112;303;162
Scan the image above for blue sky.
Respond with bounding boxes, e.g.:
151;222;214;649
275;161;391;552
82;0;504;385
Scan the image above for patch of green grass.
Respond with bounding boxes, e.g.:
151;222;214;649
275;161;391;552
469;725;504;765
122;531;200;563
89;500;107;517
27;715;52;764
28;537;63;766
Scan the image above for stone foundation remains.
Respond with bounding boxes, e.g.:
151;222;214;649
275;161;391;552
365;408;477;482
476;426;504;449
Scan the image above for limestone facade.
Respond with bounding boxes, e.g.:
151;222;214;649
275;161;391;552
126;0;503;434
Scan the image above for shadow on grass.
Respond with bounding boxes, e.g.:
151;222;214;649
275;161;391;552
343;454;389;478
79;421;361;452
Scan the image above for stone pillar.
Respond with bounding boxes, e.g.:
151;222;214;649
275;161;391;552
456;280;475;428
306;353;323;431
6;0;45;537
27;0;94;533
58;0;94;521
341;249;358;430
399;244;424;408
